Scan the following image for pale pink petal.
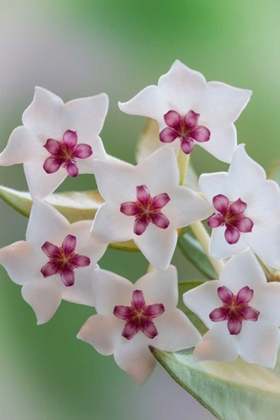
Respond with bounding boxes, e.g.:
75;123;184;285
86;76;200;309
230;198;247;215
118;85;161;121
113;306;134;320
41;241;60;258
63;130;77;148
252;282;280;325
238;306;259;321
212;194;229;215
60;268;75;287
21;279;63;324
225;226;240;244
131;290;145;310
228;313;242;334
0;126;39;166
62;265;97;306
191;126;210;143
208;214;224;228
209;227;248;260
41;262;60;278
235;286;254;305
198;122;237;163
120;202;139;216
234;217;253;233
134;216;148;235
141;319;158;339
159;127;178;143
180;138;194;154
77;136;107;174
70;254;90;268
144;303;165;318
163;110;181;130
74;143;93;159
184;110;200;129
136;185;150;205
43;139;61;155
62;234;76;255
152;193;170;209
217;286;233;305
43;156;62;174
65;161;78;177
77;314;121;355
199;172;229;204
122;320;138;340
209;307;228;322
150;212;170;229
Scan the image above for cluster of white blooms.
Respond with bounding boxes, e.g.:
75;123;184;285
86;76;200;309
1;60;280;385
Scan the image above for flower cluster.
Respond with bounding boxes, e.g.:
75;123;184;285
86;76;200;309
1;60;280;386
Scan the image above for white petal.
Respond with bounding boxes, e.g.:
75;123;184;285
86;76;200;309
93;269;134;315
62;266;96;306
91;203;134;243
114;334;157;385
209;227;249;260
227;145;266;197
134;224;177;270
245;224;280;268
199;172;229;203
77;314;122;355
21;278;63;324
0;241;42;285
26;201;69;248
198;122;237;163
77;136;107;174
250;282;280;326
183;280;221;329
0;126;41;166
24;160;67;200
237;322;280;368
220;250;267;290
64;93;109;140
166;186;212;228
153;309;201;351
119;85;161;120
22;87;64;137
193;324;238;362
135;265;178;307
199;81;252;124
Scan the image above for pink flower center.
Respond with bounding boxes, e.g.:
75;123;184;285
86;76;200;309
113;290;165;340
207;194;254;244
120;184;171;235
159;110;210;154
43;130;93;178
209;285;260;335
40;234;91;287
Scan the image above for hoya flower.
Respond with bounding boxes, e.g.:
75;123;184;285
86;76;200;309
119;60;251;162
77;265;201;385
0;201;106;324
199;144;280;267
91;147;212;270
0;87;109;199
183;250;280;368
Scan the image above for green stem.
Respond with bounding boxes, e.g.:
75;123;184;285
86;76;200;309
190;221;224;276
177;149;190;185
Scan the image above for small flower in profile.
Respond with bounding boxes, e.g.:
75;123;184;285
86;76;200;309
91;147;213;269
0;201;106;324
0;87;109;199
183;250;280;368
77;265;201;385
119;60;252;162
199;144;280;268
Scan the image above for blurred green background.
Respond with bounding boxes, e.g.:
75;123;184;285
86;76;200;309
0;0;279;419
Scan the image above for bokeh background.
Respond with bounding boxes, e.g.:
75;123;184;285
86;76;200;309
0;1;279;419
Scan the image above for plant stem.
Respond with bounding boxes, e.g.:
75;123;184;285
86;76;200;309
190;221;224;276
177;149;190;185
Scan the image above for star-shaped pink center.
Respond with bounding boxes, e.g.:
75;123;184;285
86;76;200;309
113;290;165;340
43;130;93;177
209;285;260;335
159;110;210;154
207;194;254;244
40;234;91;287
120;184;170;235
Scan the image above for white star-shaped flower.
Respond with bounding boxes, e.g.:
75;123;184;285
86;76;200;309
199;144;280;267
91;147;212;269
183;250;280;368
0;87;109;199
119;60;251;162
77;265;201;385
0;201;106;324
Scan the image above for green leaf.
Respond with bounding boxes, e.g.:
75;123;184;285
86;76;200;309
267;159;280;185
178;281;207;335
178;233;217;280
150;347;280;420
0;186;140;252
